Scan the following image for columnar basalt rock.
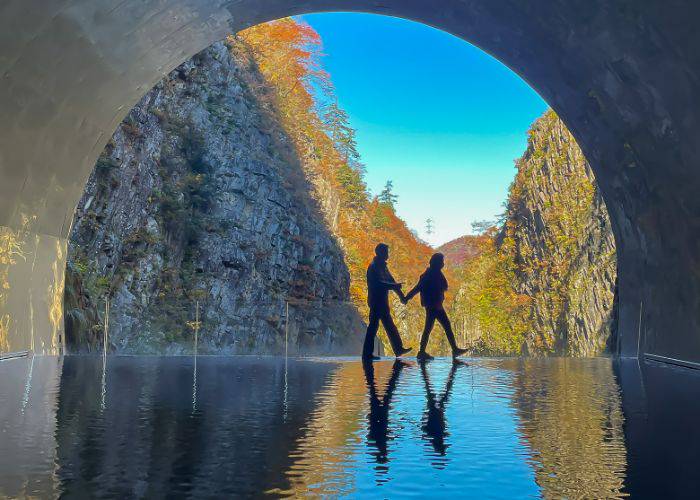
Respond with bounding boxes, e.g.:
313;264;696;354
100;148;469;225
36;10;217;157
450;111;617;357
506;111;617;356
65;42;363;354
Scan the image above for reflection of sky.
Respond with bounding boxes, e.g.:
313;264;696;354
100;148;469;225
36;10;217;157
350;362;541;498
301;13;548;247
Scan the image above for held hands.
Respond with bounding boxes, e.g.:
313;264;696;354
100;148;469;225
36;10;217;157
386;281;409;304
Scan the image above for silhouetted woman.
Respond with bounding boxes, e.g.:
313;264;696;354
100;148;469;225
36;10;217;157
403;253;468;360
419;359;462;461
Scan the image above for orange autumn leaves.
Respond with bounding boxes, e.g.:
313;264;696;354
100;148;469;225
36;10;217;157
238;19;439;347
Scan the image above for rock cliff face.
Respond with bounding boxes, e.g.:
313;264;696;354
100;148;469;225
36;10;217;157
450;110;616;356
505;110;617;356
64;41;363;354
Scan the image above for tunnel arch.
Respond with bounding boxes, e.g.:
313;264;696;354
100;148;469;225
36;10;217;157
1;1;699;364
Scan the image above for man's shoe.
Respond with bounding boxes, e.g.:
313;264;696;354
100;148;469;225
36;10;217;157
416;351;434;361
452;347;469;358
362;355;381;361
395;346;413;357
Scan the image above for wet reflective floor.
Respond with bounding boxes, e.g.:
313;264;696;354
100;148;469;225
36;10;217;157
1;356;699;498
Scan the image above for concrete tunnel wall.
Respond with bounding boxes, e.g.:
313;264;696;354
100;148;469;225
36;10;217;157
1;0;699;363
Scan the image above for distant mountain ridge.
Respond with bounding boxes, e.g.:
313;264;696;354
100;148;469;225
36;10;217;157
436;235;483;270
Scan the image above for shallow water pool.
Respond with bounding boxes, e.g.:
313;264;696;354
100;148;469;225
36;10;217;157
1;355;698;498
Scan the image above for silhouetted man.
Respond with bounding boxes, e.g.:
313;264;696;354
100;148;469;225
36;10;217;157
403;253;468;360
362;359;408;465
363;243;412;360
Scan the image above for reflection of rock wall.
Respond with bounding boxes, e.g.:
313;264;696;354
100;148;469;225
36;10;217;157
0;219;65;355
512;359;626;498
277;362;368;496
53;357;335;497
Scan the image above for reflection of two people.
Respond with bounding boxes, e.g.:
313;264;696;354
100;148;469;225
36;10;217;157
362;359;466;468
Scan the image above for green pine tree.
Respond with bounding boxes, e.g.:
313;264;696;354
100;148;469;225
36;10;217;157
378;180;398;208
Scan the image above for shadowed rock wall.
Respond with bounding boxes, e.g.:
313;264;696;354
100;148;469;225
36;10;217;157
64;41;363;355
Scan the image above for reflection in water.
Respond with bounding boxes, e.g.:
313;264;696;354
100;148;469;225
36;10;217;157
512;358;627;498
419;359;464;464
617;359;700;497
276;361;366;497
0;356;63;499
100;349;107;411
282;354;287;421
52;357;337;498
2;356;700;497
282;358;538;497
192;350;198;413
364;359;406;468
20;353;35;414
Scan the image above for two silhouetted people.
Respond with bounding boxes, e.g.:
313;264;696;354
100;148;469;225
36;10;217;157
363;245;467;360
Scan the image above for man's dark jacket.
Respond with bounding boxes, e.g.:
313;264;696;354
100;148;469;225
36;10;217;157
366;257;399;309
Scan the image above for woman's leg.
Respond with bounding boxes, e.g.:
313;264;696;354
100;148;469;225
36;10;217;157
420;309;437;354
435;309;458;351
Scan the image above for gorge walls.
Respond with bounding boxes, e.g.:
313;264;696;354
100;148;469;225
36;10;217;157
64;40;363;354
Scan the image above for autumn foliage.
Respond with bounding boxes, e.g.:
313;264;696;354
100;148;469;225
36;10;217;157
238;19;453;352
237;19;612;357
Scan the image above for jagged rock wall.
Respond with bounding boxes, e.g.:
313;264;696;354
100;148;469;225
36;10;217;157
506;110;617;356
64;41;363;355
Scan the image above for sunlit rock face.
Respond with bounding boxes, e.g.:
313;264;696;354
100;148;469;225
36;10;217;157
451;111;616;357
506;111;617;356
64;41;363;355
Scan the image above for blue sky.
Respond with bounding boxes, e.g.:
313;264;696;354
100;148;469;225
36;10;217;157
300;13;548;247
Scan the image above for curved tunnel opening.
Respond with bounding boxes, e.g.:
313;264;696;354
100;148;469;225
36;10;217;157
3;3;700;497
1;1;699;365
60;13;617;358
